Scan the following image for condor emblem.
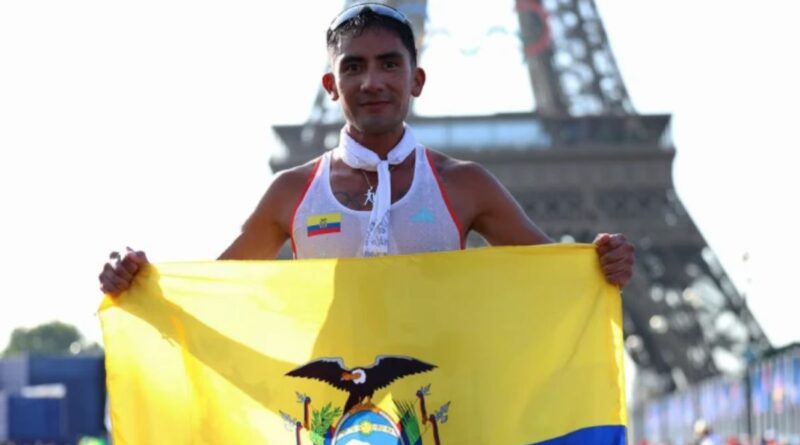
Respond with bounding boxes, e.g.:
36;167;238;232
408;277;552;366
281;355;451;445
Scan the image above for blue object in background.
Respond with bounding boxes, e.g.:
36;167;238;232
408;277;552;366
29;356;106;439
8;394;67;441
0;355;106;443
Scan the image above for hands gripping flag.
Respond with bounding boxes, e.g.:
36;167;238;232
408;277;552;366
99;245;628;444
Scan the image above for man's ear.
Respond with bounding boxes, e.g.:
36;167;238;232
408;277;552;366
411;67;426;97
322;73;339;101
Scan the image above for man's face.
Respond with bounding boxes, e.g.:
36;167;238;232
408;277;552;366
323;26;425;136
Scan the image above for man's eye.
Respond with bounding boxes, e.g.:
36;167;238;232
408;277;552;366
383;61;399;69
343;63;361;73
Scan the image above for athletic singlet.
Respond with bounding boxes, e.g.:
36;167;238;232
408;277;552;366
290;146;464;259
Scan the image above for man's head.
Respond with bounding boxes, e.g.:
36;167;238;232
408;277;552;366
326;3;418;67
323;4;425;137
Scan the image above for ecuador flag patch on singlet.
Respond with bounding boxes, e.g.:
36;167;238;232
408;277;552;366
307;213;342;237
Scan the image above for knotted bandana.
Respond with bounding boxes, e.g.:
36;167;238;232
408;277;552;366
335;125;419;256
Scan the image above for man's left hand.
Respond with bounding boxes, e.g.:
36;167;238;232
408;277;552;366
593;233;635;288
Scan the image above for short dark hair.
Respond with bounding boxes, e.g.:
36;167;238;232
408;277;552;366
326;7;418;66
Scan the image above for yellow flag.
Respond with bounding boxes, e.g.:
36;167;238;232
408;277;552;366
99;244;627;444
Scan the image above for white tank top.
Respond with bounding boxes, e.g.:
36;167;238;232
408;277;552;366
290;146;464;259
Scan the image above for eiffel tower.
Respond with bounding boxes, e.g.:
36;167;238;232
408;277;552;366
269;0;771;400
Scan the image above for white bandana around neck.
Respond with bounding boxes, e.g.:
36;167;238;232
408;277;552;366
335;124;419;256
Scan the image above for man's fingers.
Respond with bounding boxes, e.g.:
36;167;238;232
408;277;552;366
100;283;117;295
100;279;123;295
602;259;632;283
595;233;629;253
600;238;634;263
594;234;635;288
103;257;135;281
105;268;129;288
99;248;147;296
98;267;114;294
593;233;610;246
107;260;134;280
100;262;118;279
126;247;149;265
593;233;616;256
598;239;636;264
605;271;631;287
99;262;133;293
99;276;124;295
119;257;140;276
602;259;631;276
600;252;634;287
601;247;633;265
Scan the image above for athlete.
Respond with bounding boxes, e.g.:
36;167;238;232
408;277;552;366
99;3;635;294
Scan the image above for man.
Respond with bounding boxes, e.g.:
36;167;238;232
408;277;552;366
99;3;635;294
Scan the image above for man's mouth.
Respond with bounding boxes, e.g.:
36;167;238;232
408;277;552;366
360;100;391;107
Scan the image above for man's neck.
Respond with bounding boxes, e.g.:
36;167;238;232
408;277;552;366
345;124;405;160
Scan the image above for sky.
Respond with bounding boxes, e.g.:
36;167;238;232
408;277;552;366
0;0;798;356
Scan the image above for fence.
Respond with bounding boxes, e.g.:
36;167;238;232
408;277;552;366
631;344;800;444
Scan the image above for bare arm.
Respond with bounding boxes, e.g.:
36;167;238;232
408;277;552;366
441;159;553;246
471;167;553;245
443;159;634;286
218;162;317;260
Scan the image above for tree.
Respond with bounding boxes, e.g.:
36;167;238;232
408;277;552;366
2;321;101;357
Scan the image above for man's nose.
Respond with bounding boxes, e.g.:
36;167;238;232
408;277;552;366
360;66;385;92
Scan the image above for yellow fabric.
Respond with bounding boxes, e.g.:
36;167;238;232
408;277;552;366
307;212;342;226
99;244;627;444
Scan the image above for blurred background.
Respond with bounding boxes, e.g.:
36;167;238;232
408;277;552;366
1;0;798;443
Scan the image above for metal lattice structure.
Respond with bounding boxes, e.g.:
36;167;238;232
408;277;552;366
516;0;634;116
270;0;772;400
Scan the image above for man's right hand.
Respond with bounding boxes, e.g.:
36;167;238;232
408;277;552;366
99;247;149;296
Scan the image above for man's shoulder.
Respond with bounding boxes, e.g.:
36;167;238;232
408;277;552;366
271;156;324;192
245;156;325;230
426;149;495;185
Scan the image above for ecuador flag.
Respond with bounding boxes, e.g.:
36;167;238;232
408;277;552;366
99;245;627;444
